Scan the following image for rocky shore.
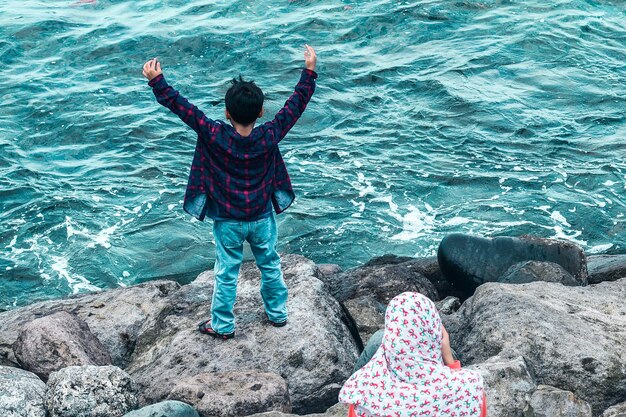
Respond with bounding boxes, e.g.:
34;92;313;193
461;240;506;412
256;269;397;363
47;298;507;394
1;235;626;417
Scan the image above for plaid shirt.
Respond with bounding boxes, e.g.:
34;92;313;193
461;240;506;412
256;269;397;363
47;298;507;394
149;69;317;221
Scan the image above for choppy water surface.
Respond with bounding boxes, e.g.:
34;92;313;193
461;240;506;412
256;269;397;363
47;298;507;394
1;0;625;309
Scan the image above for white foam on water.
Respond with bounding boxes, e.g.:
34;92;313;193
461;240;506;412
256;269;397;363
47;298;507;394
603;180;617;187
370;195;399;213
444;216;471;226
544;225;586;247
352;172;376;197
588;243;613;254
6;235;17;248
391;205;436;241
550;211;570;227
64;216;117;249
519;176;539;182
50;255;100;294
349;199;366;217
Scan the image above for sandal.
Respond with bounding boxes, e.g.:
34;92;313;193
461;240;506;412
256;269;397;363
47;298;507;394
197;320;235;340
266;314;288;328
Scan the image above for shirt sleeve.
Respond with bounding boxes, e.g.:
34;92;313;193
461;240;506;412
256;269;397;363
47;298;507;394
266;68;317;144
148;74;215;139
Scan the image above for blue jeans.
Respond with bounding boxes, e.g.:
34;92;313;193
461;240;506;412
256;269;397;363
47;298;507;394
211;214;288;334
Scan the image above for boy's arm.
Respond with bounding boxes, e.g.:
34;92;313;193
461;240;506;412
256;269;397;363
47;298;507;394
143;58;215;138
267;45;318;142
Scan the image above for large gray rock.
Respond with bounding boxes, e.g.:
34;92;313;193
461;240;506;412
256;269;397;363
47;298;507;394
446;278;626;415
523;385;592;417
602;401;626;417
587;255;626;284
501;261;580;286
126;255;358;415
46;365;138;417
167;371;290;417
438;234;588;295
0;281;180;368
13;311;111;380
321;260;438;345
0;366;47;417
246;402;349;417
467;356;536;417
122;401;199;417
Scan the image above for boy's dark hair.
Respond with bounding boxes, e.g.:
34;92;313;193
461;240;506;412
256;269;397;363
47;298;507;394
225;76;264;125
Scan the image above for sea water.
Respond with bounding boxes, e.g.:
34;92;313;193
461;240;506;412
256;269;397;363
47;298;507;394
1;0;625;309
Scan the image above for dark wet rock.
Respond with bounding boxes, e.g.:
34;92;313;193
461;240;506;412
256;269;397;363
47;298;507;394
46;365;138;417
362;254;415;267
523;385;592;417
0;280;180;368
501;261;579;286
321;261;438;345
122;400;199;417
435;296;461;315
587;255;626;284
0;366;47;417
602;401;626;417
167;371;290;417
246;402;348;417
467;356;536;417
445;278;626;415
363;255;455;298
126;255;358;415
438;233;588;295
13;311;111;380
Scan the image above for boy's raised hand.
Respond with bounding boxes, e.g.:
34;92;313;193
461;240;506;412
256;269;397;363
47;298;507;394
304;44;317;72
142;58;162;81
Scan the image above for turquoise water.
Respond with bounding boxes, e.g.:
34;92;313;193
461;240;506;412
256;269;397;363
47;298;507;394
1;0;625;309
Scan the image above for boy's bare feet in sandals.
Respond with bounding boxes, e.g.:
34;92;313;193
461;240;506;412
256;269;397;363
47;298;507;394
197;320;235;340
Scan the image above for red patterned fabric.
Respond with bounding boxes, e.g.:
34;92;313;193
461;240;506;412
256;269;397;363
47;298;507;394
340;292;486;417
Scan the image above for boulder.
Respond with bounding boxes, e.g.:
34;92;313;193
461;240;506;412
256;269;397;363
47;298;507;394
0;280;180;368
467;356;536;417
446;278;626;414
587;255;626;284
122;401;199;417
126;255;359;414
246;402;349;417
317;264;342;278
501;261;580;286
0;366;47;417
46;365;138;417
362;255;454;298
602;402;626;417
523;385;592;417
13;311;111;380
321;261;438;345
438;234;588;295
435;296;461;315
167;371;290;417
